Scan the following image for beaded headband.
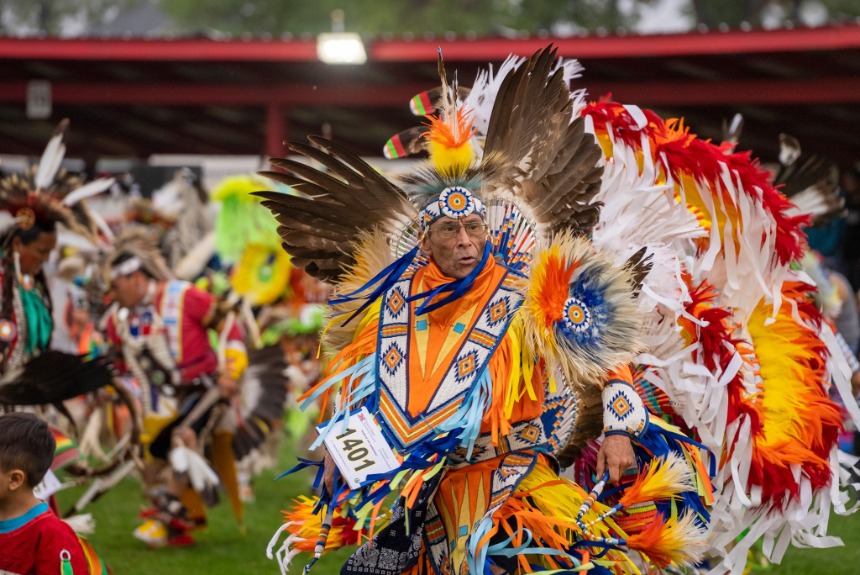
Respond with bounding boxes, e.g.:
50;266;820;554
418;186;486;234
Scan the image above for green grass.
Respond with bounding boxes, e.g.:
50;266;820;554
55;439;352;575
768;511;860;574
57;444;860;575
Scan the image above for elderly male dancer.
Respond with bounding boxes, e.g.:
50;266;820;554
261;47;708;575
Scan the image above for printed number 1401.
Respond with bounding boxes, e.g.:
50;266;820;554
334;426;376;472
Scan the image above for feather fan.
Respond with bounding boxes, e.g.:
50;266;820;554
0;351;114;405
481;47;605;241
255;137;416;281
773;136;842;224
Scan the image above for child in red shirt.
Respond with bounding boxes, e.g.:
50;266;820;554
0;413;100;575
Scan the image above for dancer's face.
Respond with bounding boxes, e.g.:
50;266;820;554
12;231;56;276
420;215;487;279
112;271;149;309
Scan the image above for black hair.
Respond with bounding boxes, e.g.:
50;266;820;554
1;219;56;250
0;413;56;487
15;219;57;245
0;222;55;369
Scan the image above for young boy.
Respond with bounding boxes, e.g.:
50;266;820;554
0;413;99;575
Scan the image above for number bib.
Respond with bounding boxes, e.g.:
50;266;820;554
322;407;400;489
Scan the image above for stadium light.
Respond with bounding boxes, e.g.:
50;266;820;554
316;32;367;64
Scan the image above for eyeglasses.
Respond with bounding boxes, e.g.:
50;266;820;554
429;221;488;240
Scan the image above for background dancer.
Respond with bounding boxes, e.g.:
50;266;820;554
103;229;248;547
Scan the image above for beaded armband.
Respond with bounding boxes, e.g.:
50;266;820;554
602;379;648;438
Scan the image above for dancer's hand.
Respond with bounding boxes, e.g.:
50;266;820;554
322;452;336;495
596;434;635;484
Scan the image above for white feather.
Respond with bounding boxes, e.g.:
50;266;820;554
56;230;99;252
63;513;95;535
86;207;116;243
169;445;220;491
463;55;524;140
784;187;832;218
63;177;115;206
71;460;136;513
174;231;216;280
78;407;108;461
0;211;16;234
35;125;67;191
267;523;305;575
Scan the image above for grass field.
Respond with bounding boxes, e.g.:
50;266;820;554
55;442;860;575
54;437;353;575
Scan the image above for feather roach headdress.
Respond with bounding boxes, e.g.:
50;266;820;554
0;120;114;245
104;226;173;285
255;46;605;283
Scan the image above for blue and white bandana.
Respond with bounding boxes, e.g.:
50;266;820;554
419;186;487;234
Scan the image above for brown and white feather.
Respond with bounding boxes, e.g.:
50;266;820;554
255;137;416;282
481;47;604;243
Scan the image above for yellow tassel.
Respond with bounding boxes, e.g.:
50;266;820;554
619;453;692;508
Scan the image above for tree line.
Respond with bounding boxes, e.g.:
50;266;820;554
2;0;859;37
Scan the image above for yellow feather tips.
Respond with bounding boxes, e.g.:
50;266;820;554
619;453;693;509
625;512;707;568
646;419;716;505
322;229;393;353
426;107;477;177
503;317;538;419
501;463;628;561
749;289;834;458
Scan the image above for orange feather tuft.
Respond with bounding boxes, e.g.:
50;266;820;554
618;454;692;509
425;107;476;149
426;106;477;176
625;512;706;568
529;247;576;328
281;496;362;551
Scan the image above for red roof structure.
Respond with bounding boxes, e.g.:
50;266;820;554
1;24;859;168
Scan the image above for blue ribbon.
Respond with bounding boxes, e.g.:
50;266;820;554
329;245;420;326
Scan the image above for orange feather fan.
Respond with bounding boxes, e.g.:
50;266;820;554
625;512;706;569
527;246;576;329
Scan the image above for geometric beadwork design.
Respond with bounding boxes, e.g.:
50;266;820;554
489;299;508;324
602;380;648;437
387;290;405;315
376;265;524;450
457;354;476;379
446;384;577;466
438;186;474;218
418;186;487;233
610;393;632;419
519;424;541;443
384;344;404;373
562;296;591;333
